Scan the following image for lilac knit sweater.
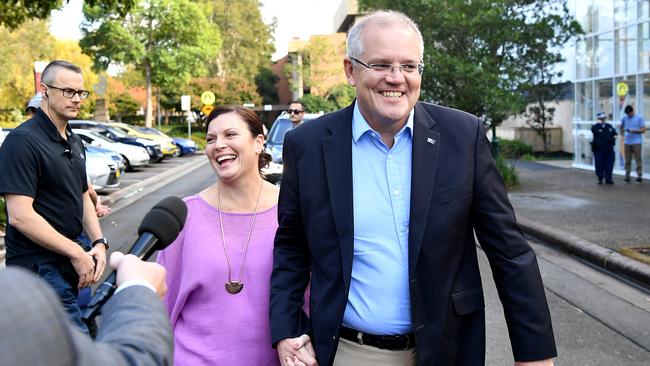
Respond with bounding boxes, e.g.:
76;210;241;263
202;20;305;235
157;195;280;366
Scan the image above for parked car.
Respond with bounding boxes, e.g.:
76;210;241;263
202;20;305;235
138;127;197;156
265;112;322;163
74;128;150;171
86;145;126;176
85;148;120;192
106;122;178;157
70;120;164;163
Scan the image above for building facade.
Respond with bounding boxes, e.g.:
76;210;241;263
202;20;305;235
573;0;650;177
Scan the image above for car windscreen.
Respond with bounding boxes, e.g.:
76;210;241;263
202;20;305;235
268;119;292;144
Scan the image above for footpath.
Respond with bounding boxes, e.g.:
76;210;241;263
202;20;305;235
509;159;650;287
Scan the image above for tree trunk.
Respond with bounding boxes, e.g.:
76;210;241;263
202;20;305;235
145;62;153;128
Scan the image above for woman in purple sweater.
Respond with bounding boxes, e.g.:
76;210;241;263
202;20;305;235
157;106;280;365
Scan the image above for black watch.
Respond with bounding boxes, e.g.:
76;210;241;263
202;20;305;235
92;237;109;250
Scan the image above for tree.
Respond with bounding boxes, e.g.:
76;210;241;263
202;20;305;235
197;0;275;81
359;0;582;132
80;0;221;127
0;0;135;30
256;67;279;105
302;95;337;114
110;92;140;122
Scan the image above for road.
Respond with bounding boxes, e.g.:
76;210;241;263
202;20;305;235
102;163;650;365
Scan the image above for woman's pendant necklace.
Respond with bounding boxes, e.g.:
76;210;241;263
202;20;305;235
218;181;263;295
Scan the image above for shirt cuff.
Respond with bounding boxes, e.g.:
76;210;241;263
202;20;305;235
115;279;157;294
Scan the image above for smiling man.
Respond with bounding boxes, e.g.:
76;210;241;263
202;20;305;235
270;11;556;366
0;60;108;335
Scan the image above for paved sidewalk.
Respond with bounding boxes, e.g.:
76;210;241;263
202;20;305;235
509;160;650;286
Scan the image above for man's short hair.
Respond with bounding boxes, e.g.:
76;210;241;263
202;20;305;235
41;60;82;85
347;10;424;60
624;105;634;114
289;100;304;110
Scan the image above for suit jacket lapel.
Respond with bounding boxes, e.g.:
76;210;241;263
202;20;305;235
409;102;440;278
322;104;355;285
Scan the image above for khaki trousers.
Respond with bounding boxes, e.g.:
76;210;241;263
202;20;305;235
624;144;643;178
333;338;417;366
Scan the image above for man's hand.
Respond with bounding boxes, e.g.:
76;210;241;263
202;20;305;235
95;200;110;217
109;252;168;298
277;334;318;366
88;243;107;283
515;359;554;366
70;248;96;288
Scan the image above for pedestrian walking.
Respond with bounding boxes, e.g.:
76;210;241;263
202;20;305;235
591;112;617;184
621;105;646;182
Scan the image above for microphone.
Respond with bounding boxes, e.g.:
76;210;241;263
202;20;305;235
81;196;187;325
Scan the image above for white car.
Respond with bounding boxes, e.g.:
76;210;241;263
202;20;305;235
86;152;119;191
73;129;150;171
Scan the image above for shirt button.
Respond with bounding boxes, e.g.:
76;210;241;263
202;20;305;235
394;190;400;196
387;155;392;160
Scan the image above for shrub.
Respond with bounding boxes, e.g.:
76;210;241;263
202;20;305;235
499;139;533;160
495;156;519;189
0;196;6;228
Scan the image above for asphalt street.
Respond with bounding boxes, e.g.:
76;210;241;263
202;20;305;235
102;163;650;365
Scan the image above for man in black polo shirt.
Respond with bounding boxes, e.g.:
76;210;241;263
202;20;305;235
0;60;108;334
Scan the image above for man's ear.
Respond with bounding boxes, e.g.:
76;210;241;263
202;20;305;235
343;58;356;87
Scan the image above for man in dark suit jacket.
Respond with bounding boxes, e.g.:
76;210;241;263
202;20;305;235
270;10;556;366
0;252;173;366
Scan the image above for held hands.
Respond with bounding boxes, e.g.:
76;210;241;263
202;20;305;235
109;252;168;298
277;334;318;366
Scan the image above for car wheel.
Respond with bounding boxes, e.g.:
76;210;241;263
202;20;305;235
122;156;133;172
173;144;182;157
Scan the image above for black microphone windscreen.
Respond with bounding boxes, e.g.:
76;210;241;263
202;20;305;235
138;196;187;249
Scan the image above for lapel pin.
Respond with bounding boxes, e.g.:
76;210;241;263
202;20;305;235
426;137;436;145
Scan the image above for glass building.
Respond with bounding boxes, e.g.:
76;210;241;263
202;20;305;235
573;0;649;177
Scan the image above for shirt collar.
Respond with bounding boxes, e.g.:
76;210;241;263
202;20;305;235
36;108;73;143
352;101;414;143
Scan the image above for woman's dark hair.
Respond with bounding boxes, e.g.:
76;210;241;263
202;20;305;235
206;106;272;174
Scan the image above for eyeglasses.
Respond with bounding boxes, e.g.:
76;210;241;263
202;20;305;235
288;109;304;115
45;84;90;99
350;57;425;76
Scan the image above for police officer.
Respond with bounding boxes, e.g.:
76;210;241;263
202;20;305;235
591;112;618;184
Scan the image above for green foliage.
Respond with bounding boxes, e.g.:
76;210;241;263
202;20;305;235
162;125;207;150
0;0;135;30
302;95;337;113
522;154;537;161
256;67;279;105
499;139;533;160
495;156;519;189
110;92;140;120
81;0;222;126
358;0;582;128
197;0;275;81
0;196;5;227
328;84;356;109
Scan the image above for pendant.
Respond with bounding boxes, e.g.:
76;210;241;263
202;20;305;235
225;281;243;294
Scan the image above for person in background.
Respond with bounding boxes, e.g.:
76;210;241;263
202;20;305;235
271;10;556;366
591;112;617;185
25;92;43;118
0;251;173;365
288;100;306;129
157;106;281;365
0;60;108;335
621;105;646;183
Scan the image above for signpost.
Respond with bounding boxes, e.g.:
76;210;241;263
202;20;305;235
181;95;191;139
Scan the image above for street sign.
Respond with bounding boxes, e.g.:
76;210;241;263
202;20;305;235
264;104;272;111
201;91;216;105
201;104;215;116
181;95;191;111
616;82;629;97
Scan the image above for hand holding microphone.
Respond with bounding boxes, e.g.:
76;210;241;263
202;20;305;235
108;252;168;298
82;196;187;324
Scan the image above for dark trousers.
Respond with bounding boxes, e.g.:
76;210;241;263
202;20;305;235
593;148;615;182
32;260;89;334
